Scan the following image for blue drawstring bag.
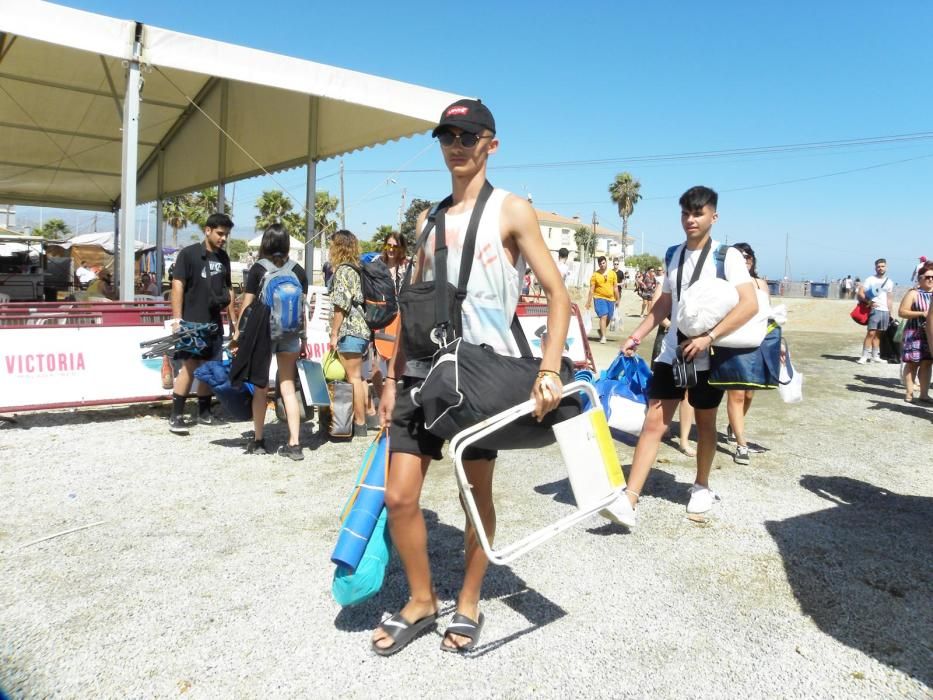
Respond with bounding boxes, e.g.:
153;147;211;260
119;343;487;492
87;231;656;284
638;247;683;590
332;430;393;607
594;354;652;435
193;359;254;421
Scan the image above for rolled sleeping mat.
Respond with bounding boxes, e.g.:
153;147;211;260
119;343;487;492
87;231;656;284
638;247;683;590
330;432;389;570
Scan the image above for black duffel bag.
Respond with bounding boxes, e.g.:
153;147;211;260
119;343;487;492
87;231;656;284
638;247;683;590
404;180;580;451
413;338;579;450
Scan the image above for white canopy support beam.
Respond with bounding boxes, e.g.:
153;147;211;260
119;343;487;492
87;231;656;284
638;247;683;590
304;95;319;287
155;149;165;285
118;23;143;301
216;80;228;214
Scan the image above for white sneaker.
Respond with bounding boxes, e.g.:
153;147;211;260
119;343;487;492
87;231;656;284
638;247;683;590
856;356;869;365
686;484;721;514
599;336;607;344
601;491;636;528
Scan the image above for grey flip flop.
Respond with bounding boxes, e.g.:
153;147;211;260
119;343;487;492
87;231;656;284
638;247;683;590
441;612;485;653
371;611;438;657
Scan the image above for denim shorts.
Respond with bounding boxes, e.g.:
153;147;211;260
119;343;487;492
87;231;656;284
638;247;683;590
271;333;301;354
867;308;890;331
337;335;369;355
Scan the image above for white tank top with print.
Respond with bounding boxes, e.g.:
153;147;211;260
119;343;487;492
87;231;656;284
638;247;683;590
417;188;524;357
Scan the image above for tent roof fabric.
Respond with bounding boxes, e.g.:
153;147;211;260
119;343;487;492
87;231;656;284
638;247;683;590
0;0;464;211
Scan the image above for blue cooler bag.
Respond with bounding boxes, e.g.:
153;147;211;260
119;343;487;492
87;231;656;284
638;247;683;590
709;324;784;390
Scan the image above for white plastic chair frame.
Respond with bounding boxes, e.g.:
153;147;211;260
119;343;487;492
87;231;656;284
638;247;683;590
450;381;624;566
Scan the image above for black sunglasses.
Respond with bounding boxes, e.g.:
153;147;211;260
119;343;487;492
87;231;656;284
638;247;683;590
921;274;933;280
437;131;489;148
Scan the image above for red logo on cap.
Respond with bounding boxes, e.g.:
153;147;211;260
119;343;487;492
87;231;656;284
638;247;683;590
446;106;469;116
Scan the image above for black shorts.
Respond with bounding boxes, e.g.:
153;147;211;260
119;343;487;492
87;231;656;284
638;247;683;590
175;333;223;362
389;377;497;462
648;362;725;410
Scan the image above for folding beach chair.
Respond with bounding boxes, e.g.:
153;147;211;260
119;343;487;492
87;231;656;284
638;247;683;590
449;381;627;566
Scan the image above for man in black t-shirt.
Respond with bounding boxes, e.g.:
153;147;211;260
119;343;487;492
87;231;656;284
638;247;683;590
168;212;235;434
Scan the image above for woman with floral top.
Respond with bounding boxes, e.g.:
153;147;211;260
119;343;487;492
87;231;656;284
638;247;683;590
329;230;371;437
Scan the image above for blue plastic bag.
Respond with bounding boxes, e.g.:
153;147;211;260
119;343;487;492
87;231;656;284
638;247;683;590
193;359;254;421
595;354;652;411
594;354;652;435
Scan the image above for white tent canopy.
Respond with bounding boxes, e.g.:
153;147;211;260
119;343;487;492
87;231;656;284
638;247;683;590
246;233;306;265
53;231;153;254
0;0;464;298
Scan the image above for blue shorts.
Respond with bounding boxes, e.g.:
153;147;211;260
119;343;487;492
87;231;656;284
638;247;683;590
594;298;614;319
337;335;369;355
271;333;301;354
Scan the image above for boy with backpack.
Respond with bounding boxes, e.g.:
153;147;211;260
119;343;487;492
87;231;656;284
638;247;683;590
235;224;308;460
369;99;570;656
617;186;757;524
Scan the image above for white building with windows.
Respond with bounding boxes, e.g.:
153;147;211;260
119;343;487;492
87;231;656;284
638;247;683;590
535;209;635;284
535;209;633;260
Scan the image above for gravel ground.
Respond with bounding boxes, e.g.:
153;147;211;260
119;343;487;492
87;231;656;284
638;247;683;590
1;297;930;699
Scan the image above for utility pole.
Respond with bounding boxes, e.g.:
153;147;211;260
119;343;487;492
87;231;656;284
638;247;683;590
339;159;346;229
784;233;791;281
398;187;406;231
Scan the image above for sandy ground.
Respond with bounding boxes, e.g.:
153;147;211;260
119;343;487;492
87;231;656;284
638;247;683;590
1;294;930;699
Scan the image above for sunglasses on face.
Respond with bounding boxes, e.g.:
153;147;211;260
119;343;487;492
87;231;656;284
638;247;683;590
437;131;489;148
384;243;399;251
921;274;933;280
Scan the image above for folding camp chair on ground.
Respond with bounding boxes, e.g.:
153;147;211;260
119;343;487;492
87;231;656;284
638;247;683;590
449;381;627;566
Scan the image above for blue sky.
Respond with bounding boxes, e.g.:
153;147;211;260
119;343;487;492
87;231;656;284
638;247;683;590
16;0;933;282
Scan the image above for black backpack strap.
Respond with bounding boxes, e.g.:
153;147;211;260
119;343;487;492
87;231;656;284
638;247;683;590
399;197;452;294
509;313;534;357
433;181;495;343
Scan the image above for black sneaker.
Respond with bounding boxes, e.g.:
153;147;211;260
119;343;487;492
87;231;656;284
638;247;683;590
365;413;381;431
277;444;304;461
246;438;267;455
198;413;228;427
353;423;368;438
168;416;189;435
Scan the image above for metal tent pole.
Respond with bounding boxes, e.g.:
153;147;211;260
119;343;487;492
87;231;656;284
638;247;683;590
117;24;143;302
155;150;165;286
304;96;319;287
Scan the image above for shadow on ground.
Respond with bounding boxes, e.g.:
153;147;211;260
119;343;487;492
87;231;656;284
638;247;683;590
332;510;566;656
765;476;932;687
866;399;932;419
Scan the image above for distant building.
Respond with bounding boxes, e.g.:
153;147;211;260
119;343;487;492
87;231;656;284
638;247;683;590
534;209;634;262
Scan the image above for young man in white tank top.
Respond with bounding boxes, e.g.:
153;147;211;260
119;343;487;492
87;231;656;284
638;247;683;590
371;99;571;655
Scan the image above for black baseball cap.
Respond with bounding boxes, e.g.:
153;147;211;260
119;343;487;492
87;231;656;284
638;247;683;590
432;99;496;137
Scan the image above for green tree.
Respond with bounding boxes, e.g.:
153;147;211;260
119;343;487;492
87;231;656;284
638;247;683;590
400;198;432;246
227;238;248;260
626;253;663;272
313;191;340;239
255;190;294;231
162;196;191;248
281;212;307;241
187;187;233;228
36;218;70;239
372;224;396;246
608;172;642;248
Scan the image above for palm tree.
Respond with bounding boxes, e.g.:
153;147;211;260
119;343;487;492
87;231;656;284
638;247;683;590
162;196;190;248
255;190;294;231
36;218;70;240
187;187;232;228
608;172;642;246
